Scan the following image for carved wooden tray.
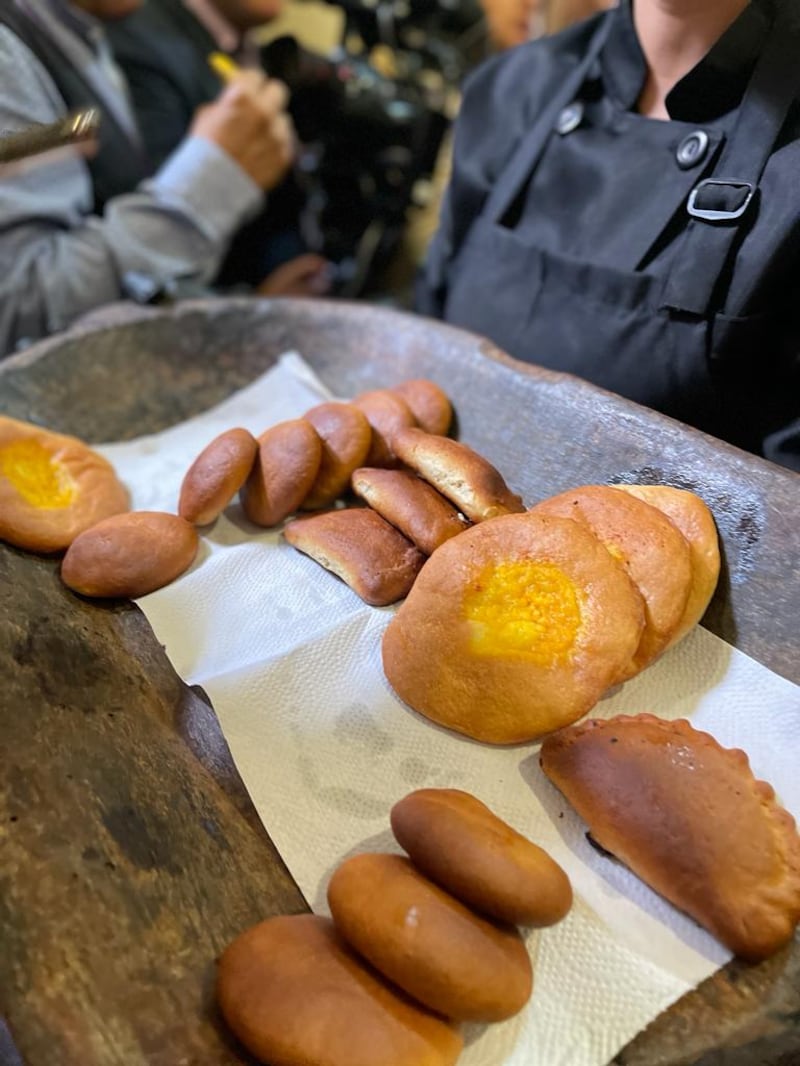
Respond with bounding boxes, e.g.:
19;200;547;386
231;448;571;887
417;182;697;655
1;298;798;1066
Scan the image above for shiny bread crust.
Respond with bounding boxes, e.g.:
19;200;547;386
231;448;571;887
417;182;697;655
284;507;425;606
178;427;258;526
392;427;524;523
351;467;469;555
540;714;800;961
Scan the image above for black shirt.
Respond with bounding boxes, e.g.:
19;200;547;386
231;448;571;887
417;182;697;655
418;0;800;465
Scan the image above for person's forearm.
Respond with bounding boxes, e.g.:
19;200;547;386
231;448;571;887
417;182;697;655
0;137;263;354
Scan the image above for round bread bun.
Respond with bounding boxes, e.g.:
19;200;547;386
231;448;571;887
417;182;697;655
354;389;417;467
540;714;800;962
392;427;524;523
328;853;533;1022
391;379;453;436
178;427;258;526
615;484;720;646
0;415;129;554
301;402;372;509
382;511;645;744
61;511;198;599
530;485;692;679
391;788;572;927
241;418;323;527
351;467;469;555
217;914;463;1066
284;507;426;606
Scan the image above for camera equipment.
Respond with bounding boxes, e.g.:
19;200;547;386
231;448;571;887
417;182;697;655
262;0;483;298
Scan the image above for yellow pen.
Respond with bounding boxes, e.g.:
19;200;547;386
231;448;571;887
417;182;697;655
209;51;241;84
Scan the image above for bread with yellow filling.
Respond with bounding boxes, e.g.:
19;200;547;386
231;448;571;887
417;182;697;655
0;415;129;554
382;511;645;743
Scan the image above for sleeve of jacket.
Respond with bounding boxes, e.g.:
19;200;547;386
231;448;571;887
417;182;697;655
0;26;263;356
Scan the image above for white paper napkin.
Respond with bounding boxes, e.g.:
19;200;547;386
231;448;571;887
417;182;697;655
98;353;800;1066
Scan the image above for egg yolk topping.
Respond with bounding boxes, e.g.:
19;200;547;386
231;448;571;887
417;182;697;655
0;438;76;508
463;560;582;664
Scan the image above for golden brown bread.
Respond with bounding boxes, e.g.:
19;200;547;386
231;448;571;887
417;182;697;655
351;467;469;555
354;389;417;467
178;427;258;526
391;789;572;927
60;510;198;598
328;853;533;1021
382;511;645;743
391;379;453;436
540;714;800;961
0;415;129;553
241;418;323;527
284;507;426;606
392;427;524;522
614;484;720;646
530;485;692;679
217;914;463;1066
302;402;372;509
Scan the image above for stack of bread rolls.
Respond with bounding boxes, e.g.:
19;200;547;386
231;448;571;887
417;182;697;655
382;483;721;744
217;788;572;1066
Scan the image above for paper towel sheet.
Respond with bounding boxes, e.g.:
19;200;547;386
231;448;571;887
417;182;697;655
98;353;800;1066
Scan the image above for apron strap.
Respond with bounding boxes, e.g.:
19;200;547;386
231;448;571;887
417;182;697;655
485;13;613;226
660;0;800;316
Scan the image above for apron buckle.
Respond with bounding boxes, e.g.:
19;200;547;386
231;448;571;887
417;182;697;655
687;178;755;222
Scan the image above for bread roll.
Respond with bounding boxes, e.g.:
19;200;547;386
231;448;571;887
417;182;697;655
351;467;469;555
392;427;524;522
217;914;463;1066
615;484;720;645
241;419;322;526
391;379;453;436
328;853;533;1021
540;714;800;961
382;511;645;743
302;402;372;509
391;789;572;927
61;511;198;598
530;485;692;678
284;507;425;606
354;389;417;467
0;415;129;554
178;427;258;526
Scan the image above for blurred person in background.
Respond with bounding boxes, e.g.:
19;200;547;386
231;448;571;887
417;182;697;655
0;0;302;357
106;0;330;294
418;0;800;468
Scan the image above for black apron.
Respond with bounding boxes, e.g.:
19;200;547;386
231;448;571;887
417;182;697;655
443;4;800;452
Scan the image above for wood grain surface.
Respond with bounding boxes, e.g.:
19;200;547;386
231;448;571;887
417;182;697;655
1;298;798;1066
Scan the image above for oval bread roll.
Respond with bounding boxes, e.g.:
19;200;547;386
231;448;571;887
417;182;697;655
61;511;198;598
382;511;645;743
392;427;524;522
540;714;800;962
391;379;453;436
284;508;425;606
354;389;417;467
302;402;372;509
351;467;469;555
391;789;572;927
178;427;258;526
530;485;692;679
328;853;533;1022
242;419;323;527
0;416;129;554
615;484;720;646
217;915;463;1066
